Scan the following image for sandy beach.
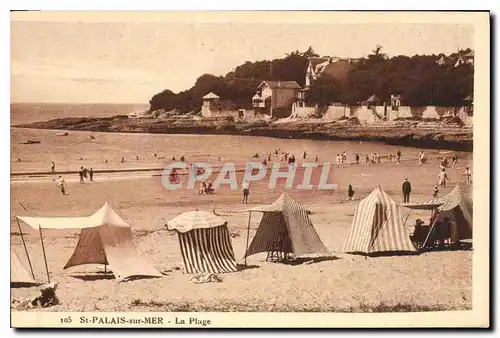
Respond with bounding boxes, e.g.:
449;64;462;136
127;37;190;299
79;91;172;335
10;128;473;312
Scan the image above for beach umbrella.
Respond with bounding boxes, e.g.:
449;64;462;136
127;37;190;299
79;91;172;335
166;211;227;233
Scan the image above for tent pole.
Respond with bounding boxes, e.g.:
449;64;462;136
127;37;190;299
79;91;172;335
403;209;412;227
16;217;35;279
38;225;50;284
422;212;440;249
104;264;107;277
244;211;252;266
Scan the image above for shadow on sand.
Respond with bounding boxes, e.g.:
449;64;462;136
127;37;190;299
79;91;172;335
279;255;340;266
236;264;260;271
70;273;115;281
10;282;42;288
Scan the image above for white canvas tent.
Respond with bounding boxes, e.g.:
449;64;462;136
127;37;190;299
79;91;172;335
17;202;162;281
11;251;38;285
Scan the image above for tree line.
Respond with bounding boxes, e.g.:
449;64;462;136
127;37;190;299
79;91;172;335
149;46;473;113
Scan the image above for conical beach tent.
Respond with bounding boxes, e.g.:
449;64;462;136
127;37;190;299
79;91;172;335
17;202;162;281
166;211;238;274
343;187;416;254
433;184;472;239
244;192;330;258
11;251;38;285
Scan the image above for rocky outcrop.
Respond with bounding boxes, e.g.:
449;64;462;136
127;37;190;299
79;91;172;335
16;116;473;151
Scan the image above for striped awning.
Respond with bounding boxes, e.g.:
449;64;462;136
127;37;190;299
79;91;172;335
343;186;416;254
177;225;238;274
167;211;237;274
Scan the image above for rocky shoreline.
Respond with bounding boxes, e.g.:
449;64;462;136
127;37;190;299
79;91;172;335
16;115;473;151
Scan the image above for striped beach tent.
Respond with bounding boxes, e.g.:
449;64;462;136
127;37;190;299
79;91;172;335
166;211;238;274
343;186;416;255
244;193;330;258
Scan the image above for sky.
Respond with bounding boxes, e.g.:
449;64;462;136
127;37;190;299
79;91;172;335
11;12;474;104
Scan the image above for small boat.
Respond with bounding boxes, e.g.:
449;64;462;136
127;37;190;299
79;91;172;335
55;132;69;136
22;140;41;144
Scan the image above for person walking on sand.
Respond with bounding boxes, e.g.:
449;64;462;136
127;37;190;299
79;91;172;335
55;176;65;195
315;155;319;163
303;151;307;159
121;157;125;163
242;180;250;204
438;168;449;187
396;150;402;164
355;153;360;164
402;178;412;203
377;153;381;164
79;166;84;184
89;168;94;182
347;184;355;200
452;154;458;168
433;185;439;198
51;162;55;173
464;166;472;185
365;155;370;165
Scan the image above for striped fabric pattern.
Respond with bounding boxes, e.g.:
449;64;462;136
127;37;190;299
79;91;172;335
343;186;416;254
245;193;330;258
178;224;238;274
433;184;473;240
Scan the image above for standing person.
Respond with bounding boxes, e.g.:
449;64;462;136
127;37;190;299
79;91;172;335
402;178;412;203
389;153;393;162
303;151;307;159
268;154;271;162
82;167;88;182
136;155;139;161
51;162;55;173
315;155;319;163
347;184;355;200
438;168;449;187
242;180;250;204
56;176;65;195
452;154;458;168
89;168;94;182
377;153;381;164
441;157;448;168
464;166;472;185
365;155;370;165
79;166;84;184
433;185;439;198
121;157;125;163
414;219;424;248
396;150;402;164
342;151;347;164
355;153;360;164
